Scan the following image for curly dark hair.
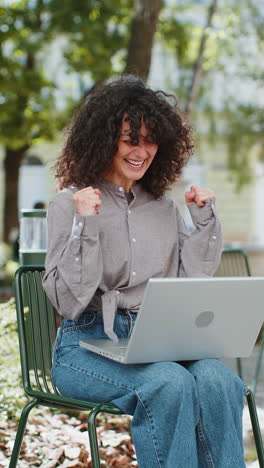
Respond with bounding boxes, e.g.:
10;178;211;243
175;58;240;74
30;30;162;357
56;75;193;198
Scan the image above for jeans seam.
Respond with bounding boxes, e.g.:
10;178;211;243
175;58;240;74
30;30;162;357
136;389;163;468
56;361;135;393
197;420;215;468
56;362;162;467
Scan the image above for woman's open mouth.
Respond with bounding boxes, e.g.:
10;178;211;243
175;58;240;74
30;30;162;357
125;159;145;169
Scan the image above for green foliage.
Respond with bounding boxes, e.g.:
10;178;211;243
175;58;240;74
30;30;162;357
0;243;17;287
225;106;263;189
0;298;28;421
0;2;61;148
0;0;134;151
201;104;264;191
0;298;58;424
49;0;133;81
158;9;191;65
160;0;264;188
0;242;12;268
1;0;263;189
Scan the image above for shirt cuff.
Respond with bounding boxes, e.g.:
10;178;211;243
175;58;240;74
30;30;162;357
187;198;216;226
71;212;99;238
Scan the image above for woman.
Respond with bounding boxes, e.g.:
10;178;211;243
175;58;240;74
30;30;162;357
43;75;246;467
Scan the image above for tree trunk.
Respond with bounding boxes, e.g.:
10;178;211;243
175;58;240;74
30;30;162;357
3;146;28;243
185;0;218;115
125;0;163;81
3;48;35;243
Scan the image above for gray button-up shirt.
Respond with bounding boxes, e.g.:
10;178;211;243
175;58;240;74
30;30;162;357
43;179;222;340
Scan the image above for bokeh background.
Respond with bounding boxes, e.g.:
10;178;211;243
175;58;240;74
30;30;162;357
0;1;263;466
1;0;264;279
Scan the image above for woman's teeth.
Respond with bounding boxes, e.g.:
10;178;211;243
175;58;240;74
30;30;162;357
126;159;144;167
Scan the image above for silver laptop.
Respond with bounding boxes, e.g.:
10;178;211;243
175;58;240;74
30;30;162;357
79;277;264;364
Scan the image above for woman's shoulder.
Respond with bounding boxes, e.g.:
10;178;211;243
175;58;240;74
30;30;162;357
49;185;77;212
159;193;177;210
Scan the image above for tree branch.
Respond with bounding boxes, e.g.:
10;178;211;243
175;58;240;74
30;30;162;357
185;0;218;115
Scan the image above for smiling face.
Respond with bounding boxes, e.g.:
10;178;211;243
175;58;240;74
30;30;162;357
104;118;158;192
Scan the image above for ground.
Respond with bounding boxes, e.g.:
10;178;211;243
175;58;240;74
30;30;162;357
0;299;263;467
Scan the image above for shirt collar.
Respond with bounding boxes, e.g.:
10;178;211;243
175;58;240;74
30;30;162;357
98;178;154;205
99;178;139;194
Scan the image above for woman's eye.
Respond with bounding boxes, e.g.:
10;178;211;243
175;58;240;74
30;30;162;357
122;140;132;144
144;136;156;144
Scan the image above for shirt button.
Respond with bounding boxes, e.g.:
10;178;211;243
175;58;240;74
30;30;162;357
211;203;215;209
132;238;136;243
212;235;217;240
78;222;83;227
132;271;136;276
128;210;131;214
75;257;79;261
116;291;120;295
119;187;124;192
73;235;78;239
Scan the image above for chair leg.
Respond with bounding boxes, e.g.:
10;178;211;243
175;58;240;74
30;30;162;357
246;387;264;468
9;398;39;468
87;406;105;468
252;332;264;394
236;357;243;380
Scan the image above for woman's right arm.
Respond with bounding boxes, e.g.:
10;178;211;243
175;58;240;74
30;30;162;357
42;192;103;320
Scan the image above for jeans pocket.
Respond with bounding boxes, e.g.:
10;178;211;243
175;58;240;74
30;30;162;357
61;311;96;333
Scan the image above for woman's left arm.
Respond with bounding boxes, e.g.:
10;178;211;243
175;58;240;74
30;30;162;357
177;186;223;277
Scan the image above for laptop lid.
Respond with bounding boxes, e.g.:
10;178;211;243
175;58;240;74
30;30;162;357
122;277;264;364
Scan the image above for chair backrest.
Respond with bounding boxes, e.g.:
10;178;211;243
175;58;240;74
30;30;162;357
214;248;251;277
14;265;60;396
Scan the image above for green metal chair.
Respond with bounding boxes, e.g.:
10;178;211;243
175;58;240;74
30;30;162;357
215;248;264;393
10;265;264;467
9;266;123;468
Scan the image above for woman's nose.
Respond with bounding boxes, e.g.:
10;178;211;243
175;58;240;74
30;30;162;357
136;146;148;158
134;141;148;155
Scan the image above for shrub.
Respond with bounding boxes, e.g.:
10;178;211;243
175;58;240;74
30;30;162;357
0;298;28;422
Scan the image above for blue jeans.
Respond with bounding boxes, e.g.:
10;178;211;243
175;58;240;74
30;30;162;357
52;309;246;468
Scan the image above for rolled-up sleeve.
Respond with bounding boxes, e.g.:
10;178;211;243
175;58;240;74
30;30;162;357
42;196;103;320
177;198;222;277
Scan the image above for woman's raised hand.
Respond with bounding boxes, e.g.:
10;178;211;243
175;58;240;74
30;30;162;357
185;186;214;207
73;187;102;216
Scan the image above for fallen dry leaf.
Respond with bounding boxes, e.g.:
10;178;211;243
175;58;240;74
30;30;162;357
0;410;137;468
109;455;132;467
63;446;81;460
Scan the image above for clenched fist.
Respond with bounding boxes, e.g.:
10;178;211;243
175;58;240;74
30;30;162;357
73;186;102;216
185;185;214;207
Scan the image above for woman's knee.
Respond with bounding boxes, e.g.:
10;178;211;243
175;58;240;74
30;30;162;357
140;361;197;398
133;362;200;425
187;359;246;399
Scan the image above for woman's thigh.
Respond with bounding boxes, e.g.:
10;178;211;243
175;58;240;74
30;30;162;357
52;310;197;413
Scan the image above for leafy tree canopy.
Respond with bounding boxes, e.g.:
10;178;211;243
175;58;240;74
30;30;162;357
0;0;133;150
0;0;263;187
156;0;264;188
